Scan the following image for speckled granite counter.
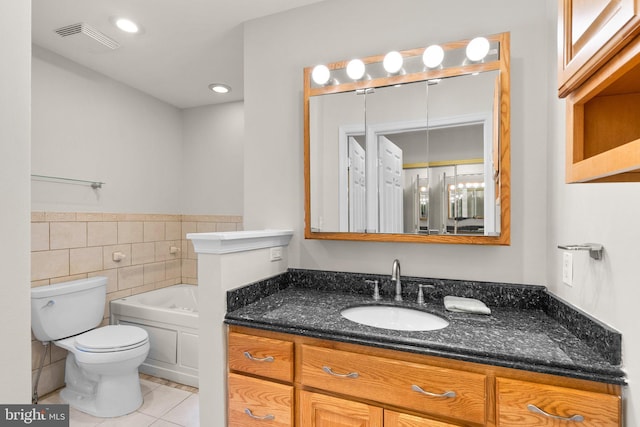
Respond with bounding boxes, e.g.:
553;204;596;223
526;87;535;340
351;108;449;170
225;269;625;385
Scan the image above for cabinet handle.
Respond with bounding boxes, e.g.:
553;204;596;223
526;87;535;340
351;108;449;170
244;408;275;421
527;404;585;422
322;366;359;378
243;351;274;363
411;384;456;398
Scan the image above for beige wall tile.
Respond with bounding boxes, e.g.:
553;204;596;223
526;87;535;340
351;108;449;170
45;212;76;222
76;212;104;222
70;246;103;275
166;259;181;280
130;284;156;296
132;242;155;265
31;212;46;222
182;259;197;279
181;221;196;236
182;277;198;285
50;222;87;249
50;344;67;364
155;240;181;261
165;221;181;240
88;222;118;246
31;222;49;251
89;269;118;294
144;262;166;284
216;222;238;232
32;250;69;281
144;221;165;242
31;340;50;370
31;279;50;288
50;274;87;285
33;359;65;397
157;278;181;288
103;244;132;269
118;221;143;244
196;222;217;233
118;265;144;290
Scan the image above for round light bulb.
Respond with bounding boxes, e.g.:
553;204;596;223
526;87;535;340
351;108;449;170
115;18;140;34
466;37;490;62
422;45;444;68
383;51;403;74
311;65;331;85
346;59;365;80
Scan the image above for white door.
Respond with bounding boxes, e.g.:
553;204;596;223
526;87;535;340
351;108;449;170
378;136;403;233
348;137;366;232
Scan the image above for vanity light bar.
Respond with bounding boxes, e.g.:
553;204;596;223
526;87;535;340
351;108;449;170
310;36;498;87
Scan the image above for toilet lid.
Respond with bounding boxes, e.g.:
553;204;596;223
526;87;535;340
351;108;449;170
75;325;148;353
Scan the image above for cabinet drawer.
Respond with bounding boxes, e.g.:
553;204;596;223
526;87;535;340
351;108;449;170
228;332;293;382
300;345;486;424
228;373;293;427
496;377;620;426
385;410;461;426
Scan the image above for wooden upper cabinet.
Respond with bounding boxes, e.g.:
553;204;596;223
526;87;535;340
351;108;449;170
558;0;640;97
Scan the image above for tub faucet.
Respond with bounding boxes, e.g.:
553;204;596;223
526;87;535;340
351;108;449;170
391;259;402;301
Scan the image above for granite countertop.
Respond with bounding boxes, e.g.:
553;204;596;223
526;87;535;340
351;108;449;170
225;269;625;385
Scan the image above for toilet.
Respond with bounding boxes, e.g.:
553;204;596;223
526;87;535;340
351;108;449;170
31;277;150;418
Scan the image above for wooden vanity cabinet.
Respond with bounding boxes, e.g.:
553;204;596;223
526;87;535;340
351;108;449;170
560;0;640;182
558;0;640;97
228;326;622;427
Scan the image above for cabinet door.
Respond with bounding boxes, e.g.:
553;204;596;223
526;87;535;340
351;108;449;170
298;390;382;427
384;410;460;427
559;0;640;96
228;373;293;427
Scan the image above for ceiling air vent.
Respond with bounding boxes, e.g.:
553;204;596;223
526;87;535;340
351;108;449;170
54;23;120;51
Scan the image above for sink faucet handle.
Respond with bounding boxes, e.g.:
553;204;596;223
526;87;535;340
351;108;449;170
417;284;435;305
365;279;381;301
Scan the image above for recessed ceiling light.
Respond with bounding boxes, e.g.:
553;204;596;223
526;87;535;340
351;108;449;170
208;83;231;94
114;18;141;34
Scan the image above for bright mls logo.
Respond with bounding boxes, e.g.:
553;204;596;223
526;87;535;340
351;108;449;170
0;405;68;426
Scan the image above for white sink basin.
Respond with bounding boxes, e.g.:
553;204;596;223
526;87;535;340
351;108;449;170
341;305;449;331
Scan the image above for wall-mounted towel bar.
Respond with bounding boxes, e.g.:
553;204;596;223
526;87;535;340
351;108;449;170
558;243;603;260
31;174;105;189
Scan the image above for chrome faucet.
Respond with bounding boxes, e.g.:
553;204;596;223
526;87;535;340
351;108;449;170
391;259;402;301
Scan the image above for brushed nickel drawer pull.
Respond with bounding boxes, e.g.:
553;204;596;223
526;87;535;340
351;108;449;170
322;366;359;378
244;408;275;421
243;351;274;363
527;404;585;422
411;384;456;398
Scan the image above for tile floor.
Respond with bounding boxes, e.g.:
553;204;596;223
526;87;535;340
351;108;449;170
40;374;199;427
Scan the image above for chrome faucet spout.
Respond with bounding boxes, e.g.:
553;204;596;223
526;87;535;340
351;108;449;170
391;259;402;301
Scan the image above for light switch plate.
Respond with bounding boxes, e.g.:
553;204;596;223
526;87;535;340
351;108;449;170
562;252;573;286
270;246;283;262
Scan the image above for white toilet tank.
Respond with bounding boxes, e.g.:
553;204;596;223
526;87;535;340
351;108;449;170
31;276;107;342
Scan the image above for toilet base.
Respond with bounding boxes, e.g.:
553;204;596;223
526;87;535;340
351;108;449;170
60;353;145;418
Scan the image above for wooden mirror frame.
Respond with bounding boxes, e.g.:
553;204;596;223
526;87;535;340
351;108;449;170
303;32;510;245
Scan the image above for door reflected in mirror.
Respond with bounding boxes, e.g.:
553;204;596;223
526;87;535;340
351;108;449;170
304;32;510;245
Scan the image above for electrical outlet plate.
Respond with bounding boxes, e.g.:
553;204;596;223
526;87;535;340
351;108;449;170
562;252;573;286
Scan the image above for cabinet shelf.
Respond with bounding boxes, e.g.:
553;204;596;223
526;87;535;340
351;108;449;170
566;31;640;182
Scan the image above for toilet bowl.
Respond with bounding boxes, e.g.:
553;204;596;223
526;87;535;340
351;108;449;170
31;277;150;417
55;325;150;417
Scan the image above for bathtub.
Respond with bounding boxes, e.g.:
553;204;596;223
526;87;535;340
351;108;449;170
110;284;198;387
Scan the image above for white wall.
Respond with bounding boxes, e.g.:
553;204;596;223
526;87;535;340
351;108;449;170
31;46;183;214
181;102;244;215
244;0;549;284
0;0;32;402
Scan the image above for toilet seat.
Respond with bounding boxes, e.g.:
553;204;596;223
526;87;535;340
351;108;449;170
75;325;148;353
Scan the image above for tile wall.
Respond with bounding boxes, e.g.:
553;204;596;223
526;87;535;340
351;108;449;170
30;211;243;397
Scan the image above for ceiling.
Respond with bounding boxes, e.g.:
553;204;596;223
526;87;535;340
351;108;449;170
32;0;326;109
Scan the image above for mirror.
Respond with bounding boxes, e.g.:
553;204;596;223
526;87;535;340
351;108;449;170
304;32;510;244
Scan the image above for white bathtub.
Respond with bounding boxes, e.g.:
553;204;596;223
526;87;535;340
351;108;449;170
110;284;198;387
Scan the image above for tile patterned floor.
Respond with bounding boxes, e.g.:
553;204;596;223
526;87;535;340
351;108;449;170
39;374;199;427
